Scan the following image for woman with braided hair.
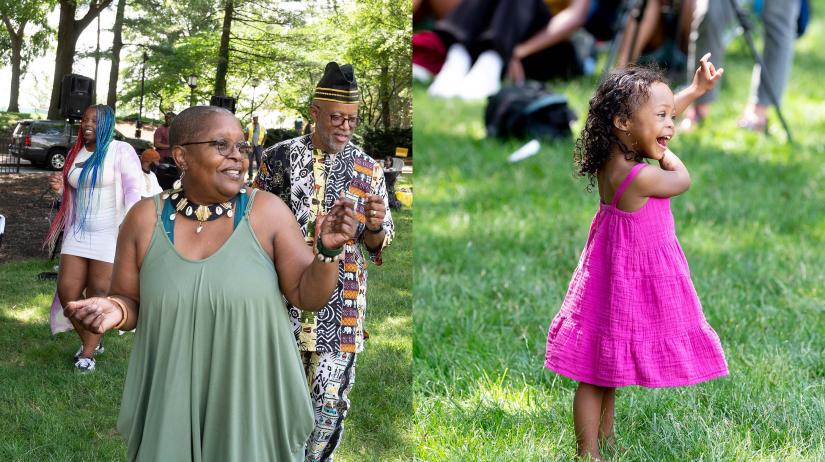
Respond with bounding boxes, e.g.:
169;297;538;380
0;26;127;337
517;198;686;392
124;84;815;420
45;104;143;373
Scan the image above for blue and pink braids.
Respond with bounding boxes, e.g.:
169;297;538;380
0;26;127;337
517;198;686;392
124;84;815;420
44;105;117;252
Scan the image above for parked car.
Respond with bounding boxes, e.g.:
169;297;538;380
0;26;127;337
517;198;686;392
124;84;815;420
8;119;153;170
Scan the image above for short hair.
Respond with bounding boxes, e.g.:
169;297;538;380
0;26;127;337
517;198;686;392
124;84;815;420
169;106;234;146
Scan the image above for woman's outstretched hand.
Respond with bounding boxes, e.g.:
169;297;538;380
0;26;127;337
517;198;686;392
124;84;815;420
692;52;724;94
64;297;123;334
319;194;358;250
48;173;63;193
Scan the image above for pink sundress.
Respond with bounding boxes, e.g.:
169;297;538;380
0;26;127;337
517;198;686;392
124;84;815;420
545;163;728;387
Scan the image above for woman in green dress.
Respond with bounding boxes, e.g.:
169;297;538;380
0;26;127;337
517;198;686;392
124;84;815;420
64;106;357;462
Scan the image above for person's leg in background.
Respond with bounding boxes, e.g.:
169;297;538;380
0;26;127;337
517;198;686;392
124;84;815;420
57;254;104;372
739;0;800;131
247;147;257;182
681;0;734;129
303;351;358;462
252;145;263;182
428;0;501;98
457;0;551;99
429;0;550;99
615;0;663;67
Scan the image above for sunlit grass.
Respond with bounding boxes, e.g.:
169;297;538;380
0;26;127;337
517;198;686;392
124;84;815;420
413;3;825;460
0;208;412;461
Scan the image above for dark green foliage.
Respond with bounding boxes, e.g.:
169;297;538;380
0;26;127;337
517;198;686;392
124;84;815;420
362;126;413;158
264;128;300;147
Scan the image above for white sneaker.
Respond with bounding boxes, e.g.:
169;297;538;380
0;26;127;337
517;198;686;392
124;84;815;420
458;50;503;101
428;44;472;99
74;357;95;373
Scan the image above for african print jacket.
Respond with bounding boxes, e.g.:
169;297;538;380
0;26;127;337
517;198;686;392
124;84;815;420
254;135;394;353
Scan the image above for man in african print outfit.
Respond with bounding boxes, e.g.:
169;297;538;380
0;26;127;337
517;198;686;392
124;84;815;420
253;62;394;462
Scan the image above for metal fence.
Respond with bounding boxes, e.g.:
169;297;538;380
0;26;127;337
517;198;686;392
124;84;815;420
0;136;20;174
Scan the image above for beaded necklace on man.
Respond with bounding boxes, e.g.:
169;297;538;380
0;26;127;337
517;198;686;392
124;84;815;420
306;148;331;245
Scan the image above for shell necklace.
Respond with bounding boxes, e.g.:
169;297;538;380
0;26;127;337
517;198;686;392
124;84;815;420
162;187;245;233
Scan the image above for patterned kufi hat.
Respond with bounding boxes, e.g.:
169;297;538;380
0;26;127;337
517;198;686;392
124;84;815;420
314;62;359;104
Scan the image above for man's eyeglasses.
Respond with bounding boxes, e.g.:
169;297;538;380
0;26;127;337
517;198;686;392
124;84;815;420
327;114;361;128
179;139;252;157
314;106;361;128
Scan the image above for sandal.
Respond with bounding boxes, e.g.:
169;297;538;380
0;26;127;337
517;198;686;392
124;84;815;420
737;108;769;133
679;105;708;132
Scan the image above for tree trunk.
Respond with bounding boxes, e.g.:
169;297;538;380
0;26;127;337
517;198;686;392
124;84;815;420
47;0;113;119
214;0;233;97
8;35;22;112
379;65;391;130
3;20;24;113
106;0;127;110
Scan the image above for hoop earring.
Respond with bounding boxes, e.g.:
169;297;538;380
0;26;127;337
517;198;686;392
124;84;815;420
173;170;185;190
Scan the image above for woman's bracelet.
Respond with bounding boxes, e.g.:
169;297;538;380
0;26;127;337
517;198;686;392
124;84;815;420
107;296;129;330
316;234;344;263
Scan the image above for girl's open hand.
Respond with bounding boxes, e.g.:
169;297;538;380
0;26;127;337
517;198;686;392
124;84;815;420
691;53;724;94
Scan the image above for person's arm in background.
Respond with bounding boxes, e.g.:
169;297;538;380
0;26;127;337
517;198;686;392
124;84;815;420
509;0;590;82
118;143;144;211
153;127;169;151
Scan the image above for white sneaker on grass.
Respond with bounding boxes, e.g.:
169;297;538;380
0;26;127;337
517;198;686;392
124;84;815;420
74;357;95;373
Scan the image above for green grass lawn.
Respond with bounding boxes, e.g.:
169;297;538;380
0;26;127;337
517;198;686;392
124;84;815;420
413;7;825;461
0;208;411;461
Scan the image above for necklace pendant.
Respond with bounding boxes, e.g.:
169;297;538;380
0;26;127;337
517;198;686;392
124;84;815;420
196;223;204;233
227;209;234;218
195;205;211;221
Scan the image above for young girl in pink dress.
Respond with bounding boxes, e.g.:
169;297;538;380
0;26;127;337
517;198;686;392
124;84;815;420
545;56;728;461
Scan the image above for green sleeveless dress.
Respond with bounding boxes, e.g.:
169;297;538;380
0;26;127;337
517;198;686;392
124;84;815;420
117;191;314;461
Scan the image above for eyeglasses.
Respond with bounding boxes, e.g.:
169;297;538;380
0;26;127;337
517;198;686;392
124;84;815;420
314;106;361;128
179;139;252;157
328;114;361;128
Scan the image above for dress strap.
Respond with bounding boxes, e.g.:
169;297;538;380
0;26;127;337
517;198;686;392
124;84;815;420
610;163;647;207
238;189;257;221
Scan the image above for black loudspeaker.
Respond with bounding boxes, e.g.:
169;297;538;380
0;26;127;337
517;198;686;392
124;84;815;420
209;95;236;114
60;74;95;119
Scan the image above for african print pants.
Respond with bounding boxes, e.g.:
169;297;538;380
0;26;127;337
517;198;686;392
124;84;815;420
302;351;357;462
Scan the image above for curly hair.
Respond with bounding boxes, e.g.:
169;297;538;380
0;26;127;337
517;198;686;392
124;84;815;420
573;65;667;190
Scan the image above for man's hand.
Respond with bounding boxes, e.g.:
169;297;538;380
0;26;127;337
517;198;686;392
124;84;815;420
363;194;386;233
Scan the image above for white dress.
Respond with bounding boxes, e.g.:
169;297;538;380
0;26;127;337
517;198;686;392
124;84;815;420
60;141;142;263
140;171;163;197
